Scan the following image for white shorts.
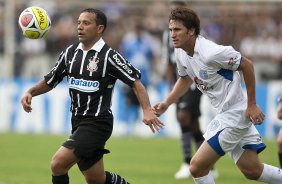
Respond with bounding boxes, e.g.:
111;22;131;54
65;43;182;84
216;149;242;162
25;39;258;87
203;108;266;163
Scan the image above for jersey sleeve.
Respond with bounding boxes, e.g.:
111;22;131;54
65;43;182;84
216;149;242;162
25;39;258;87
107;50;141;87
209;45;242;71
44;49;68;88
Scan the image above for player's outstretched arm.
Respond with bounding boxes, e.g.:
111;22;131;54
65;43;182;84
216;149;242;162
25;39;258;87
21;79;52;113
132;80;164;133
154;76;193;117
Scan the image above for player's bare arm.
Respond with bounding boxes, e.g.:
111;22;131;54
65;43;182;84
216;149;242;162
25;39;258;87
154;75;193;116
132;79;164;133
21;79;52;113
238;57;265;124
278;98;282;120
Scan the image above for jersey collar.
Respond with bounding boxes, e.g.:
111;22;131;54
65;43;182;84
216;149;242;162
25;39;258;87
194;35;201;55
76;38;105;52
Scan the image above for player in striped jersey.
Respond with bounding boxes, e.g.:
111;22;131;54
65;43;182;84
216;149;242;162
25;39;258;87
21;8;164;184
154;7;282;184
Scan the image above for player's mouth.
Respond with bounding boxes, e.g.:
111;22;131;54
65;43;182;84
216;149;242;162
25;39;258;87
78;32;85;37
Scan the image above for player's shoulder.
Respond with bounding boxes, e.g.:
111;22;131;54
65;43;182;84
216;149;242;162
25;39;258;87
197;36;233;59
107;48;128;64
196;36;220;54
107;47;121;57
63;42;79;54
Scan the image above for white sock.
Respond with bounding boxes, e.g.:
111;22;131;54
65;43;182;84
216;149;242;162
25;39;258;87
193;171;215;184
257;164;282;184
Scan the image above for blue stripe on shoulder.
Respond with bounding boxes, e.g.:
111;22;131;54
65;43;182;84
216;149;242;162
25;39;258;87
217;69;233;81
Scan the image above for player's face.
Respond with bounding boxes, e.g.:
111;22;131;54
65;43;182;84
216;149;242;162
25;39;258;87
77;12;104;49
169;20;194;51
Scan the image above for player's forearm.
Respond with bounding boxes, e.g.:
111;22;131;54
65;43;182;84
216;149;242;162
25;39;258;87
27;79;52;97
132;80;152;111
164;76;192;106
166;64;177;90
240;57;256;106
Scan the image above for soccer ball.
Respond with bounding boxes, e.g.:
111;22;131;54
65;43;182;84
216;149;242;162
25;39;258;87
18;6;51;39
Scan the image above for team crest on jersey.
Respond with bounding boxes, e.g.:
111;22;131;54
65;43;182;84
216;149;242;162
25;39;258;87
209;120;220;131
199;70;208;79
87;56;99;72
228;57;236;66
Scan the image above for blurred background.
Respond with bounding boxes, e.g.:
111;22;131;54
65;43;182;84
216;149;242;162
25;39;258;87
0;0;282;138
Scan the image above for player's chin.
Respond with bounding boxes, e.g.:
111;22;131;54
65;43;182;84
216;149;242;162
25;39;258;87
173;43;181;48
78;35;87;41
78;37;84;42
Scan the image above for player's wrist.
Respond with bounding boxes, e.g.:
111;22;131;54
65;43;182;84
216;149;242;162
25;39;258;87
163;99;172;107
247;101;257;107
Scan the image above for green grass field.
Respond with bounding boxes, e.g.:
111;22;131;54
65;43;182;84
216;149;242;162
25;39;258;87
0;133;279;184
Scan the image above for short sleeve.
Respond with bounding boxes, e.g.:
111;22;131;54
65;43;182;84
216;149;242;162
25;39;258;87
107;50;141;87
210;45;242;71
44;50;67;88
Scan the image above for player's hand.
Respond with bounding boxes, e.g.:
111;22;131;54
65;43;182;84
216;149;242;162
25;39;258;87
246;103;265;125
143;108;164;133
152;102;169;117
21;93;33;113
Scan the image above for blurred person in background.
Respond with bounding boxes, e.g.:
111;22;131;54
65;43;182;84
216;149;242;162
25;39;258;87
277;97;282;168
154;7;282;184
119;20;156;135
162;0;217;179
21;8;163;184
0;2;4;54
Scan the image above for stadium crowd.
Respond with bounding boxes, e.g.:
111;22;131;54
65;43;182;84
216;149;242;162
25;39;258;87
0;0;281;81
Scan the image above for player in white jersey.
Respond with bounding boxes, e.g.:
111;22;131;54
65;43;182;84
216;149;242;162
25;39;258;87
154;7;282;184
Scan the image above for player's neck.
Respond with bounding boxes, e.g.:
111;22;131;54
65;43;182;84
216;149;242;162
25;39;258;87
184;38;196;57
81;37;101;51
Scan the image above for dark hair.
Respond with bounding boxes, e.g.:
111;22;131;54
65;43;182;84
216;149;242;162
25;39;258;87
169;7;200;36
81;8;107;32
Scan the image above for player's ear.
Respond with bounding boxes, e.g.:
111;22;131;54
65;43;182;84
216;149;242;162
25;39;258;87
188;28;195;36
97;25;105;34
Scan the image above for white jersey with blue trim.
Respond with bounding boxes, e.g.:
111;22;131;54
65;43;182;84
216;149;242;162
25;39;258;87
175;35;246;113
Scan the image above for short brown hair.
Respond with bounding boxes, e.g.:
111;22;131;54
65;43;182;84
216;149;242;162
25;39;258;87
169;7;200;36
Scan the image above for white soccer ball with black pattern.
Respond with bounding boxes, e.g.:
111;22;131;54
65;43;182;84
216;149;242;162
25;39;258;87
18;6;51;39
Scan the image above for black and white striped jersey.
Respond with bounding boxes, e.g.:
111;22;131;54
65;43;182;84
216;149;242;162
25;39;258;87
44;38;141;119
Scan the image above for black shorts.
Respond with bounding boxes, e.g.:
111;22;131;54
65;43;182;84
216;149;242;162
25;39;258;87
177;87;202;117
63;116;113;171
